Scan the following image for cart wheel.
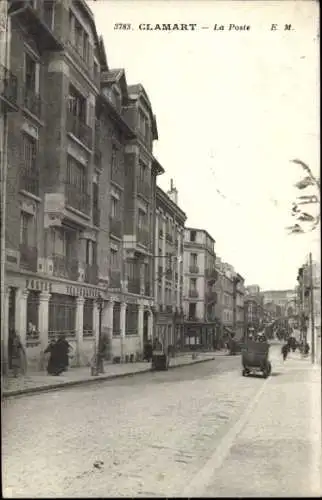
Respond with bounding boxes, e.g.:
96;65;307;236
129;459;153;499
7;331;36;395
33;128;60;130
267;362;272;376
263;370;268;379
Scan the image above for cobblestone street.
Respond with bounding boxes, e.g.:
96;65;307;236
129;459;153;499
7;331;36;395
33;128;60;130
2;346;321;498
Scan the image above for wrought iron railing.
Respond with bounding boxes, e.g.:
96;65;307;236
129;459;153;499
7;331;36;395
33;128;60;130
65;183;90;214
52;254;79;281
128;278;140;294
109;216;122;238
0;64;18;106
20;170;39;196
19;244;38;272
23;87;42;117
84;263;98;285
189;265;199;274
67;111;92;149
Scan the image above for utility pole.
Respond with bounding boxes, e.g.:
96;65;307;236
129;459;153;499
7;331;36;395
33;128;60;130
309;252;315;364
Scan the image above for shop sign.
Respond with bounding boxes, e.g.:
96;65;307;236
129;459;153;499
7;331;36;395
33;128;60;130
66;285;100;298
26;279;52;293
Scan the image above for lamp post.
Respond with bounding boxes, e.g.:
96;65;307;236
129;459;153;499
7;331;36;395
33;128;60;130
92;293;104;376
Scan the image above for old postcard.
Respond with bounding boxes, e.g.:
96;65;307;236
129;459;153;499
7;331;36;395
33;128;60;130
1;0;320;497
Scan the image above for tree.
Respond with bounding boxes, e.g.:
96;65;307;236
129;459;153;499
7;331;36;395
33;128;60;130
286;159;320;235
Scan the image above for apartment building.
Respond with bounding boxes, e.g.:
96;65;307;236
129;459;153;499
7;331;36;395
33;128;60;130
2;0;163;370
215;258;245;341
244;285;265;332
183;228;217;348
154;181;186;351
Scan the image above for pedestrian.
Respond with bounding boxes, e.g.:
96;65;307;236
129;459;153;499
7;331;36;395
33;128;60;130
11;332;27;377
97;334;108;374
55;333;72;372
281;343;289;361
44;338;64;376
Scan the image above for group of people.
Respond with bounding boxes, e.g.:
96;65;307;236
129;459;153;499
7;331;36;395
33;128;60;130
44;334;74;376
281;338;310;361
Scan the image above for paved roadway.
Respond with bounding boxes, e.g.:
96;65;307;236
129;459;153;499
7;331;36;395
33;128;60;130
2;346;321;498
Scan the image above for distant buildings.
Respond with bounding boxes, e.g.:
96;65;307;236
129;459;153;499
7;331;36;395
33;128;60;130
215;259;245;341
261;289;297;316
154;181;186;351
183;228;217;348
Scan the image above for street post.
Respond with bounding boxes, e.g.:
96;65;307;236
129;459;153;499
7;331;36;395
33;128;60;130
92;293;104;376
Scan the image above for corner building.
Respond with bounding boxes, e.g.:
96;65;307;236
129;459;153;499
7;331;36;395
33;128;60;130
3;0;163;369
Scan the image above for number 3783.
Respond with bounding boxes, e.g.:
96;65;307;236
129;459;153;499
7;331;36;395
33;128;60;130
114;23;132;30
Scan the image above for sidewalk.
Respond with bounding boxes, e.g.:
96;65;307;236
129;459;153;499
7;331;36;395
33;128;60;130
199;347;322;497
2;351;226;398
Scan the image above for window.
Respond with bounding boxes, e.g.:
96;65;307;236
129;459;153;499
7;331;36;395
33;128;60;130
92;181;99;209
43;0;55;30
126;259;140;280
190;253;197;266
93;61;99;81
189;303;196;318
190;230;196;242
51;227;75;259
24;53;38;92
138;208;146;229
69;11;90;63
138;160;147;182
68;85;86;122
190;278;197;291
20;212;34;247
22;133;38;182
110;248;118;268
111;197;118;218
67;156;86;192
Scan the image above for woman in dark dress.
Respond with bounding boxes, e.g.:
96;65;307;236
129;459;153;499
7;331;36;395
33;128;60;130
55;334;72;372
45;338;63;376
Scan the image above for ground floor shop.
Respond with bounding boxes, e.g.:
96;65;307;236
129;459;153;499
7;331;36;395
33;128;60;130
183;322;217;350
155;310;185;354
2;271;154;372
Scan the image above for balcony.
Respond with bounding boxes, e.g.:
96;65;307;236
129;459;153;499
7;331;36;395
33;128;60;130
144;282;151;296
19;244;38;272
52;254;79;281
84;263;98;285
93;206;100;227
8;1;63;52
110;216;122;238
188;289;199;298
67;111;92;150
128;278;140;294
205;291;217;304
65;183;90;215
111;168;124;188
20;169;39;196
137;227;150;247
0;64;18;112
109;269;121;288
189;265;199;274
206;268;218;282
23;87;42;118
137;178;151;199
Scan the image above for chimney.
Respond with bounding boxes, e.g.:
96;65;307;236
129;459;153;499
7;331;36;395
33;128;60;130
167;178;178;205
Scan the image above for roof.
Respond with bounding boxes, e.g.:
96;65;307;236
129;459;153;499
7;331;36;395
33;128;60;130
156;185;187;224
185;227;216;244
127;84;158;140
100;68;129;101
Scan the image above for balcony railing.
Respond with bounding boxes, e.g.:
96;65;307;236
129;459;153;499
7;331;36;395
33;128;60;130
128;278;140;294
23;87;42;117
65;183;90;215
52;254;79;281
137;227;150;247
19;244;38;272
206;268;218;281
93;206;100;227
109;269;121;288
144;282;151;296
67;111;92;149
137;178;151;199
20;169;39;196
84;263;98;285
205;291;217;304
189;265;199;274
188;289;199;298
0;64;18;109
110;216;122;238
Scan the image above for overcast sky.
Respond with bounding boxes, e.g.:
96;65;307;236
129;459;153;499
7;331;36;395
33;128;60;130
89;0;319;290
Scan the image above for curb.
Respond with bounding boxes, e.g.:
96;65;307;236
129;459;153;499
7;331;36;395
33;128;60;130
2;356;216;399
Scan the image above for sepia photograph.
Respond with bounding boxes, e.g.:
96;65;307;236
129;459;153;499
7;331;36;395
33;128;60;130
1;0;320;497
